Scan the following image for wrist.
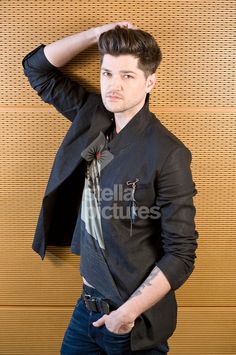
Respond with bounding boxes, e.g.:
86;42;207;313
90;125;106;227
92;24;114;42
116;301;139;323
93;27;101;42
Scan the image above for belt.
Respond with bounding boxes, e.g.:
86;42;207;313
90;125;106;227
82;290;117;314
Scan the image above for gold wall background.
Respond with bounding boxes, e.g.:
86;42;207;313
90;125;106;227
0;0;235;354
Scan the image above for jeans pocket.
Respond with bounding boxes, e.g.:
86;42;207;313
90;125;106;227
103;324;132;337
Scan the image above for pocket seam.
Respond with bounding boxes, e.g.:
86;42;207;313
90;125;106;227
103;325;132;337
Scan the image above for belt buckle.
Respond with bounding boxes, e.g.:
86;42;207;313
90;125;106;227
84;294;98;312
84;293;92;302
84;293;110;314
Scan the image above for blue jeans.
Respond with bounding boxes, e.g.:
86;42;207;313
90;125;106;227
60;285;169;355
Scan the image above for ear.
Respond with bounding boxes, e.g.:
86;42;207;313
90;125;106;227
145;73;156;93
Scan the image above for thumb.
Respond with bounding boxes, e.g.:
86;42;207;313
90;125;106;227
92;315;107;327
117;21;138;29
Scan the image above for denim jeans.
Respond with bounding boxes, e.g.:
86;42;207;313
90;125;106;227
60;284;169;355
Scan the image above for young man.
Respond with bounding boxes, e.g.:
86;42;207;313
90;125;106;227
22;21;198;354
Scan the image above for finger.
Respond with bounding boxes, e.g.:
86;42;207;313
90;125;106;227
92;315;107;327
117;21;138;29
126;22;138;29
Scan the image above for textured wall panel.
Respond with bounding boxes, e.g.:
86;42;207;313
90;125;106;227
0;0;235;354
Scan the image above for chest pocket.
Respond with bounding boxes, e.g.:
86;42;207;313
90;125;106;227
122;180;157;235
123;181;156;208
134;182;156;207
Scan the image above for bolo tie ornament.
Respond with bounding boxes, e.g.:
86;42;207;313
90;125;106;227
126;178;140;236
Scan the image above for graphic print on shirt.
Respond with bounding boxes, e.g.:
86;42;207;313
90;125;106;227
80;131;114;250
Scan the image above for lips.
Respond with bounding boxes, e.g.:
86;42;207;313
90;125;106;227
106;95;122;100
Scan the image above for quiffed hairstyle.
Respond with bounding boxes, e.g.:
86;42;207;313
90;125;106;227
98;25;162;78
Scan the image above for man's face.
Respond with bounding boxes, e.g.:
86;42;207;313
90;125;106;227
100;54;156;119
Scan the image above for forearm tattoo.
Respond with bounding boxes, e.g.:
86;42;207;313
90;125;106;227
129;266;161;299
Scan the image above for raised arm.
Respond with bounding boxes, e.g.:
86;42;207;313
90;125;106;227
43;21;135;68
22;21;136;122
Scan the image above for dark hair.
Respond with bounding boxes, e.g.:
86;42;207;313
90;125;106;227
98;25;162;78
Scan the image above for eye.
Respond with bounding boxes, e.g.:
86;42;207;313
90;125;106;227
102;71;111;77
124;74;133;79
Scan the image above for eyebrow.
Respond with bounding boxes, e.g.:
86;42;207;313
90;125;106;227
101;67;137;75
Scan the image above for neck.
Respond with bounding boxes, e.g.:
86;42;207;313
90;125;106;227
114;96;146;133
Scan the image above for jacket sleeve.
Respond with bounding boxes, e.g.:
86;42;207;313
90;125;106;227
22;44;91;123
155;146;199;290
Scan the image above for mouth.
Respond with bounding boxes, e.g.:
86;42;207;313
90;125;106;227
106;95;122;101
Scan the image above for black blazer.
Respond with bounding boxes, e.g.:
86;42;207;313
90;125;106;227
22;44;199;351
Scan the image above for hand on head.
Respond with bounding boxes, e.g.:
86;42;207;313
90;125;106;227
94;21;138;41
114;21;138;29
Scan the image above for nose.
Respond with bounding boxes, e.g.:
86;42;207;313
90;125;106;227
109;75;122;92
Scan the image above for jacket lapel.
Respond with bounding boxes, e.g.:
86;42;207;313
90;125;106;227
44;102;114;196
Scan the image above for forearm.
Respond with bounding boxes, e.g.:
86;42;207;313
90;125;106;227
118;266;171;321
43;28;97;68
43;21;136;68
